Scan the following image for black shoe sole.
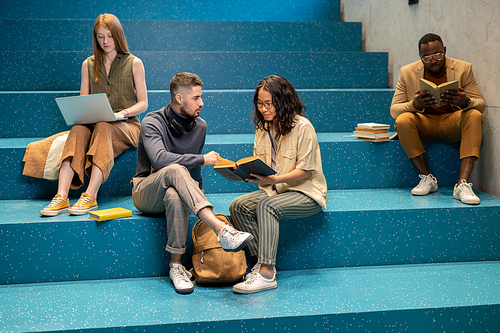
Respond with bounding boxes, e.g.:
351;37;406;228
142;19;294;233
174;287;194;294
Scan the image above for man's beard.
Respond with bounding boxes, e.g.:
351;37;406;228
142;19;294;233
179;105;199;118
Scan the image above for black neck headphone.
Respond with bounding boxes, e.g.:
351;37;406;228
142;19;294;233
164;106;196;137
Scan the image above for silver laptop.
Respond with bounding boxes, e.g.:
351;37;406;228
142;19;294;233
55;93;118;126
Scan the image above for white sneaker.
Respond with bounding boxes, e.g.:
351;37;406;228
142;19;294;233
218;225;254;252
169;264;194;294
233;264;277;294
411;174;438;196
453;179;480;205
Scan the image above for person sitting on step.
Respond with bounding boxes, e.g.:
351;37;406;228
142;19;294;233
390;33;485;205
131;72;253;295
40;13;148;216
230;75;328;294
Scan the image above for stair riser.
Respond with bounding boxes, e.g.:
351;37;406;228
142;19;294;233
1;203;498;284
0;0;340;21
0;146;136;200
0;90;395;138
1;20;360;52
0;51;389;91
132;306;499;333
1;139;460;200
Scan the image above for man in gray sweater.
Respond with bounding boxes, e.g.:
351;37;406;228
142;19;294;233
132;72;253;294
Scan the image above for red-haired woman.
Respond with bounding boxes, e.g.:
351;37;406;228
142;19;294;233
40;14;148;216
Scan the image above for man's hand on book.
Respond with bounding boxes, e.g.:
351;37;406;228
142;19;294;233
440;88;469;108
203;151;222;165
413;89;438;110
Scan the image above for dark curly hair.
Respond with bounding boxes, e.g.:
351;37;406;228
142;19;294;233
252;75;306;138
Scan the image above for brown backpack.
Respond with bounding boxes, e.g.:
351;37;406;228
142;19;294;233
191;213;247;285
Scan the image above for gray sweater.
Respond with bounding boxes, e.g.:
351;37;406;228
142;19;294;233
133;105;207;188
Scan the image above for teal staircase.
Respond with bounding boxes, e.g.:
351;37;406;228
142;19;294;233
1;1;499;332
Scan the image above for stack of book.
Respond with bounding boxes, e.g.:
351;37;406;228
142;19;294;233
353;122;390;142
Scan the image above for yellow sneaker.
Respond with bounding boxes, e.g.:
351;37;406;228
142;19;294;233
40;194;70;216
68;193;98;215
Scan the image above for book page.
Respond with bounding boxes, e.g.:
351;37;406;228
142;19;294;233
215;158;236;169
357;122;390;130
420;79;459;107
437;80;459;94
236;156;259;165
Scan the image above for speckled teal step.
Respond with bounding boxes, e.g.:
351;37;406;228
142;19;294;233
0;89;395;138
1;262;499;332
0;51;388;91
0;0;340;21
1;189;499;285
0;134;461;200
1;19;360;52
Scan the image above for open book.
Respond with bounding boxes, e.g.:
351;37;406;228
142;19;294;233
214;156;275;182
420;79;459;107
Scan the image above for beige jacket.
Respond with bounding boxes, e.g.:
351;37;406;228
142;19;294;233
254;116;327;209
390;56;485;119
22;131;70;180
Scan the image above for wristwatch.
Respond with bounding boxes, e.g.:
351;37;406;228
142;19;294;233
464;98;471;109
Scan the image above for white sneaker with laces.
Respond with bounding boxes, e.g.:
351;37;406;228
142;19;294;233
453;179;480;205
169;264;194;294
217;225;254;252
411;174;438;196
233;264;277;294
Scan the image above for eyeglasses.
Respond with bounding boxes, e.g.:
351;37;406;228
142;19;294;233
420;52;445;64
256;102;274;109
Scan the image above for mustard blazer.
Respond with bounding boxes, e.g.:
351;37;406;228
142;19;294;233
390;56;485;119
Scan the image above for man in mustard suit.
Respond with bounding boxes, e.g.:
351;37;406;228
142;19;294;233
390;33;485;205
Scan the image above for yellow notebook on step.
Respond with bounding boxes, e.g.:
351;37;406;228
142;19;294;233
89;207;133;221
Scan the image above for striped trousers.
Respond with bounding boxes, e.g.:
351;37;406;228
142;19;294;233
229;189;322;266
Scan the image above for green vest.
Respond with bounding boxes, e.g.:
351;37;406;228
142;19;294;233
87;53;140;124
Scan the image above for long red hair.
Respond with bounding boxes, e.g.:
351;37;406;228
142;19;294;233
92;14;130;82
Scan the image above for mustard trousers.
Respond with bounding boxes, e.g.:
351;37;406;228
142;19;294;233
61;121;140;189
395;109;483;159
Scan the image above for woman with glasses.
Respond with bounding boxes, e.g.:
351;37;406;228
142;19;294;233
39;14;148;216
230;75;327;294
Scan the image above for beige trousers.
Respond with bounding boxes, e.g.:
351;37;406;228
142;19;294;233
132;164;213;254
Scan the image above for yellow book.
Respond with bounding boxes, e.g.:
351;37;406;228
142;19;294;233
89;207;133;221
